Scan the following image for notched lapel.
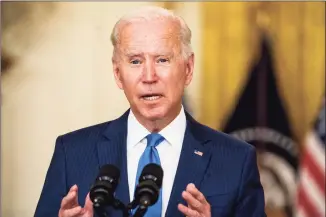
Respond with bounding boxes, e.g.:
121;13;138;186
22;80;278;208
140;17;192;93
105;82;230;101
96;110;131;206
165;114;212;217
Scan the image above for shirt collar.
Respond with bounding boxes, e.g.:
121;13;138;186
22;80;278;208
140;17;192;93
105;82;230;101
127;106;187;148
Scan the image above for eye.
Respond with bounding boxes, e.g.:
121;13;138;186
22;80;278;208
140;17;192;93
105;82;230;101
157;58;169;63
130;59;141;65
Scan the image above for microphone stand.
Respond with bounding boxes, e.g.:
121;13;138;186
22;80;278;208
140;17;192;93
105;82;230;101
133;205;148;217
94;206;108;217
113;198;130;217
127;199;150;217
93;199;130;217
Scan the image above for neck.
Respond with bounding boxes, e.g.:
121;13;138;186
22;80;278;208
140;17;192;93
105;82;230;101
132;105;182;133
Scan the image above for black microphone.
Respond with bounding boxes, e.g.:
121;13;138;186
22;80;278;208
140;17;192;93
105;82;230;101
130;163;163;217
89;164;120;208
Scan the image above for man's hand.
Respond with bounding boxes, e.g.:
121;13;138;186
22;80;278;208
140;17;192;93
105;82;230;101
59;185;93;217
178;183;211;217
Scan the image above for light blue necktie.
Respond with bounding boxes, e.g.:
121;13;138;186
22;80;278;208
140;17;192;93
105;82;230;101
134;133;164;217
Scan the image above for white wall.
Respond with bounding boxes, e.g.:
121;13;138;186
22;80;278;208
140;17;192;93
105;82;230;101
1;2;202;217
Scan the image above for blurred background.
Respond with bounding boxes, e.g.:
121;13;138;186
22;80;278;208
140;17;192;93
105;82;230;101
1;2;325;217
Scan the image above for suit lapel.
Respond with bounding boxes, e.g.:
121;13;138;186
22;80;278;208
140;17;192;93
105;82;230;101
97;110;131;206
165;113;212;217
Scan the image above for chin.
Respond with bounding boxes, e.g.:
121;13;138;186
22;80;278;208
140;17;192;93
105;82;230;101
140;106;168;121
144;109;167;121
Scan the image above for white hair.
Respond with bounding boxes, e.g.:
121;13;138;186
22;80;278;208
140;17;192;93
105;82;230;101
110;6;193;59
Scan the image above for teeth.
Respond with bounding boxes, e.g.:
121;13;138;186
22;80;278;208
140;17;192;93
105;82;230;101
143;95;160;101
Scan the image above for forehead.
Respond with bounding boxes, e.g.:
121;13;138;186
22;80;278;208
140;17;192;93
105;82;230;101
118;19;181;55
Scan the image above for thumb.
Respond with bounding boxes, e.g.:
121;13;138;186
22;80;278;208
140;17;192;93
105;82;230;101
82;193;93;215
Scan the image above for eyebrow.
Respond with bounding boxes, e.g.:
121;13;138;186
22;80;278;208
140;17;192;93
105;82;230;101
124;52;143;58
124;52;174;58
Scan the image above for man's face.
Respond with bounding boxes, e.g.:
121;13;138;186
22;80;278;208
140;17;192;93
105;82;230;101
113;19;194;122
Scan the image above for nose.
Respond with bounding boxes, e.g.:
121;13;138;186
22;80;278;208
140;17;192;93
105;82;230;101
142;61;157;83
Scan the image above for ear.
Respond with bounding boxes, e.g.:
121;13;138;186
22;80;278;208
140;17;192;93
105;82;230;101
112;57;123;90
184;53;194;87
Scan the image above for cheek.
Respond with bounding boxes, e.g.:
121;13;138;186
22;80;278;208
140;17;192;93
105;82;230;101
119;67;142;89
159;70;186;97
122;78;138;96
168;67;187;86
158;64;186;80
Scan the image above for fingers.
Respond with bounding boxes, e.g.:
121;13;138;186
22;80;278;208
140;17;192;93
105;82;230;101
178;203;200;217
82;193;94;215
61;206;83;217
182;190;202;209
59;186;93;217
61;185;79;209
178;183;211;217
186;183;208;204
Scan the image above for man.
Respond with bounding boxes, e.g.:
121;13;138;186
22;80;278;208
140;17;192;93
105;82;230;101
34;6;266;217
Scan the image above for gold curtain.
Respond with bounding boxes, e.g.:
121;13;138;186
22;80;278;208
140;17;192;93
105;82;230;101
200;2;325;143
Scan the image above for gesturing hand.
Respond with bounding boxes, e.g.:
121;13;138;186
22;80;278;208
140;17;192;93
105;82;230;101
178;183;211;217
59;185;93;217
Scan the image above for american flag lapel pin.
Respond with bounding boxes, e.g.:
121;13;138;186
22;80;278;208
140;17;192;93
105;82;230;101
194;150;203;156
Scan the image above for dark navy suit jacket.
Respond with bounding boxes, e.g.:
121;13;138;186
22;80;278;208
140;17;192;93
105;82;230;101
34;110;266;217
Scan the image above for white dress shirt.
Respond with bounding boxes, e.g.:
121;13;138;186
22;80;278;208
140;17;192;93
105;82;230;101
127;107;186;217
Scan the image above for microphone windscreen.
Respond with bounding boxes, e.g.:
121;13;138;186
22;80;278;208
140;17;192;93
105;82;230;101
98;164;120;180
139;163;163;188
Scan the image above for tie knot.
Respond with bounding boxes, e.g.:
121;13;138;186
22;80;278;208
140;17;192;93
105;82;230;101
146;133;164;148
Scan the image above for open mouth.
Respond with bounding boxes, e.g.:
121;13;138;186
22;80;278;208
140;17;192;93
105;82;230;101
141;94;163;101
